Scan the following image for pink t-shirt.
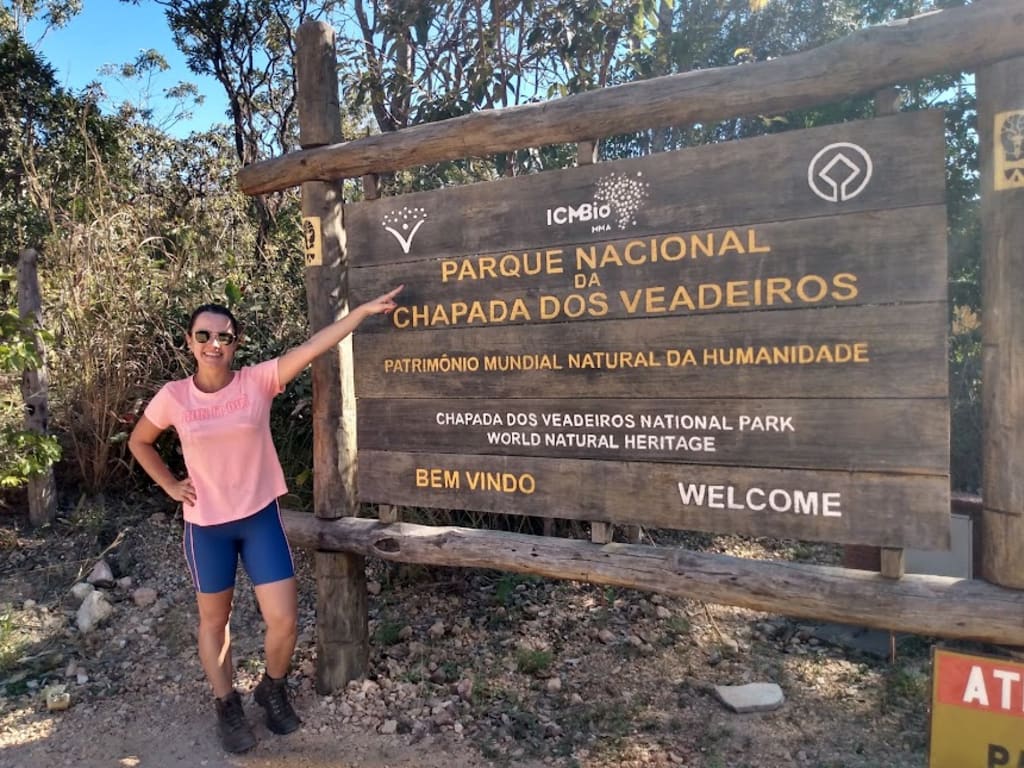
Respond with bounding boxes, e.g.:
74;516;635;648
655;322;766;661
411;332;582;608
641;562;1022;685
143;359;288;526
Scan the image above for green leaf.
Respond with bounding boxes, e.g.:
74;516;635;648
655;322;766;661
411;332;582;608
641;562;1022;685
224;280;242;307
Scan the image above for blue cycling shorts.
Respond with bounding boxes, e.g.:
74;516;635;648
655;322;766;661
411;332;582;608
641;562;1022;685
182;499;295;594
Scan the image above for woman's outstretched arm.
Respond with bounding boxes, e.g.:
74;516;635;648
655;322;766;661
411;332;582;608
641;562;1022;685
277;285;403;387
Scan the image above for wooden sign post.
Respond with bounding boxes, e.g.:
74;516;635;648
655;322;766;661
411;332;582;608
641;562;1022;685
296;21;368;692
979;55;1024;590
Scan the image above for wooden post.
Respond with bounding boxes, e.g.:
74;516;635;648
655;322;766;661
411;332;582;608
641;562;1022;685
378;504;398;524
839;89;906;578
296;21;369;692
874;87;906;580
362;174;381;201
591;521;612;545
978;55;1024;589
17;249;56;527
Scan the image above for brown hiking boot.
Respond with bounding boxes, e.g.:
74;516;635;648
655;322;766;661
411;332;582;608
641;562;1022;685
253;673;301;735
215;690;256;753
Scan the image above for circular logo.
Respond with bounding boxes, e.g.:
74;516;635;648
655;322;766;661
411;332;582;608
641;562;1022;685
807;142;873;202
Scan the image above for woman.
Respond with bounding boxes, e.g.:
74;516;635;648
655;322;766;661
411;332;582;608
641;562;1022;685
128;286;403;753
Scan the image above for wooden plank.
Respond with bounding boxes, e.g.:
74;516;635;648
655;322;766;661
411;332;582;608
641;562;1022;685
356;397;948;474
351;207;947;330
356;450;950;549
237;1;1024;194
979;56;1024;589
282;513;1024;646
353;302;948;399
343;112;944;267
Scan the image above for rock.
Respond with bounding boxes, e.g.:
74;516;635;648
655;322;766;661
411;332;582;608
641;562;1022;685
379;719;398;734
455;678;474;701
71;582;95;601
545;676;562;693
719;635;740;655
597;629;616;644
117;576;133;590
431;707;456;727
132;587;158;607
714;682;785;713
367;580;382;596
76;591;113;633
23;598;37;610
86;559;115;587
428;621;445;639
655;605;672;619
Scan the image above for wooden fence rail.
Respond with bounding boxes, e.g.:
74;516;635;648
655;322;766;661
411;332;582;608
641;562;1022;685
282;511;1024;646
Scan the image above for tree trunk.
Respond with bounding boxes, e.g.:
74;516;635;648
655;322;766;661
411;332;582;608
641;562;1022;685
17;249;56;527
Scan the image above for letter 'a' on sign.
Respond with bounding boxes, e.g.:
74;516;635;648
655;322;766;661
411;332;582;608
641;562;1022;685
302;216;323;266
929;647;1024;768
994;110;1024;191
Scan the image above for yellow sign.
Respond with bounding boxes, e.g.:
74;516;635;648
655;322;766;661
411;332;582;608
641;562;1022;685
930;647;1024;767
302;216;322;266
994;110;1024;191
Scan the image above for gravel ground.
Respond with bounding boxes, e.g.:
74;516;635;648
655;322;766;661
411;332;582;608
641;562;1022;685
0;501;945;768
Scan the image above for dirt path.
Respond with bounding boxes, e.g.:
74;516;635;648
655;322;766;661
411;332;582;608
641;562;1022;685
1;691;513;768
1;510;938;768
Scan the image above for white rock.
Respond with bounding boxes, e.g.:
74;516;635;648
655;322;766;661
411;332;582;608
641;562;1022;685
714;682;785;713
71;582;94;601
86;560;114;586
545;677;562;693
76;591;113;633
132;587;158;607
379;719;398;734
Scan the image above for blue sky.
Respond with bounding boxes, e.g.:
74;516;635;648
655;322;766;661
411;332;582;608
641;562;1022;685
26;0;228;136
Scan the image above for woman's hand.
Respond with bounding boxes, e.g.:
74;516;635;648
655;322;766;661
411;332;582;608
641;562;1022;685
359;285;404;317
165;477;196;507
278;284;406;387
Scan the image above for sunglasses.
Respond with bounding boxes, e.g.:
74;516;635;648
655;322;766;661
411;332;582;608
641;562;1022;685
192;330;237;345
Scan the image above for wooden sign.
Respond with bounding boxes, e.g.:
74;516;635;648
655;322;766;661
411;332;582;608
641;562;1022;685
930;648;1024;767
347;111;951;548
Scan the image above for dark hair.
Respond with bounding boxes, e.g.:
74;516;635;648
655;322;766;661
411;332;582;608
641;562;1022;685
188;304;240;336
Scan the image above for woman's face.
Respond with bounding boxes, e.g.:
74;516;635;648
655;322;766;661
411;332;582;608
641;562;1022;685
187;311;239;371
